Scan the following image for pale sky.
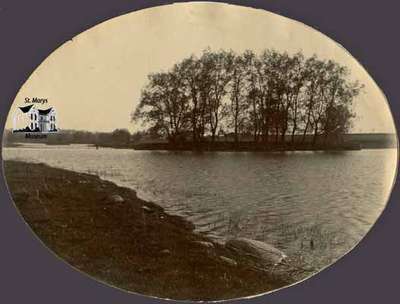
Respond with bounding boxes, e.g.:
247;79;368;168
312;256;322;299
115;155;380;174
5;2;396;133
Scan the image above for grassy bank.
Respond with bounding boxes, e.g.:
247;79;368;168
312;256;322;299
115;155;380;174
3;160;289;301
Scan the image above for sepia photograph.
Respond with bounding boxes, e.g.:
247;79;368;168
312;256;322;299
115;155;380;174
1;2;398;301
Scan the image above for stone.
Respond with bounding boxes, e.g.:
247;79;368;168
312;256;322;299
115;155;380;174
219;256;237;266
225;237;286;268
160;249;171;255
109;194;124;203
142;205;154;213
194;241;214;249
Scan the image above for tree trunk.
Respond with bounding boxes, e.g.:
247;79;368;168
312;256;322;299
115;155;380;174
281;126;287;145
302;117;311;144
291;123;297;145
312;124;319;146
211;130;216;143
234;123;239;146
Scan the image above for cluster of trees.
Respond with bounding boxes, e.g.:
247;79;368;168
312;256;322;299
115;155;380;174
133;49;363;147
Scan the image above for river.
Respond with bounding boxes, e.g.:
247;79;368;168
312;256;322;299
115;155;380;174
2;144;397;275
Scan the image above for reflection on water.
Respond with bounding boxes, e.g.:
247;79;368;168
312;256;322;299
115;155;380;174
3;144;397;275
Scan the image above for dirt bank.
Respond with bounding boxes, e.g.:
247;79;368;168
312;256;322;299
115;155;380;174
3;160;289;301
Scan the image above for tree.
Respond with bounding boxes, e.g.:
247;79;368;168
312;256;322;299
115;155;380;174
111;128;131;143
178;56;203;145
227;52;249;145
203;50;232;143
300;56;326;144
132;48;362;149
132;71;189;143
320;62;363;144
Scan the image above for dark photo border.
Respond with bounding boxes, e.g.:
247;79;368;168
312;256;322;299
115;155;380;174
0;1;399;303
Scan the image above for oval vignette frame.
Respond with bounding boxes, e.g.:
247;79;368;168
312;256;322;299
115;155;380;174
1;1;399;302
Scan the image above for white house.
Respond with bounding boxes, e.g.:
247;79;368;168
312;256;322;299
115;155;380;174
38;107;57;133
13;105;57;133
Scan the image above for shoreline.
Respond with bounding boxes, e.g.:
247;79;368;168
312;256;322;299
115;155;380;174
4;131;396;150
4;141;396;151
3;160;291;301
130;142;363;152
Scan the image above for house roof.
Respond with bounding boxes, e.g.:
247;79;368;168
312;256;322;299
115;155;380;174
38;108;53;115
19;104;34;113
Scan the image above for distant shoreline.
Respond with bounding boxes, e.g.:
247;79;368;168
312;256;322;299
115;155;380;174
129;142;364;152
3;131;396;150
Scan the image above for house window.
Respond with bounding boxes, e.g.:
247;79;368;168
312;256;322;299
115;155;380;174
31;114;33;120
35;114;37;120
30;123;33;130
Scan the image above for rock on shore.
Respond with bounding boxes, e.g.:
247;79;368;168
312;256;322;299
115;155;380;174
225;238;287;269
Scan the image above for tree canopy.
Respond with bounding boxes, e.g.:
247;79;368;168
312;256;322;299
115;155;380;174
132;49;363;147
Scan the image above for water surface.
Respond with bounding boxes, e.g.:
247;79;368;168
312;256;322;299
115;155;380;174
3;144;397;275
